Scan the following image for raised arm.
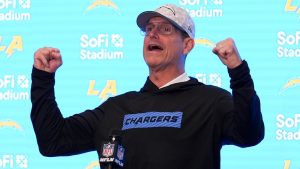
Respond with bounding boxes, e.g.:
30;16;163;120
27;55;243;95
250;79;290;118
213;39;265;146
31;47;98;156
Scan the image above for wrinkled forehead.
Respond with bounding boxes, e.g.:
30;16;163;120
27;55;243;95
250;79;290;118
147;16;172;24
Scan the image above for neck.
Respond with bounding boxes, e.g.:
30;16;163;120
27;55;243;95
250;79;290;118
149;67;185;88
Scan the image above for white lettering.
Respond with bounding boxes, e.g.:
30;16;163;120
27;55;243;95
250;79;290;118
179;0;209;5
0;154;28;168
276;114;300;128
185;7;223;18
277;31;300;45
277;46;284;57
80;49;123;60
99;158;114;162
0;0;16;9
0;90;29;100
276;114;285;128
0;75;14;88
276;129;300;141
0;155;13;168
115;159;124;167
277;31;286;45
80;34;89;48
277;46;300;57
80;34;109;48
80;33;124;60
0;10;31;21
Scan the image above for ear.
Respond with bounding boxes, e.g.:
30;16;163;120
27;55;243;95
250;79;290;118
183;38;195;55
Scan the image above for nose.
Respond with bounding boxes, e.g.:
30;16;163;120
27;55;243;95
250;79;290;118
147;28;159;39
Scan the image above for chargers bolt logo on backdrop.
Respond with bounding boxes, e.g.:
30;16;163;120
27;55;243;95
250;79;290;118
284;160;291;169
277;77;300;141
281;77;300;92
194;38;216;48
282;160;300;169
0;120;23;131
85;161;100;169
85;0;119;13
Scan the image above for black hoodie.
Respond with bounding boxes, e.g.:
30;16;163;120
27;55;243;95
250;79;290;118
31;60;264;169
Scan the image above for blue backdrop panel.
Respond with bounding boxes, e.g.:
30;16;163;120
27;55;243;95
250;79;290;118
1;0;299;169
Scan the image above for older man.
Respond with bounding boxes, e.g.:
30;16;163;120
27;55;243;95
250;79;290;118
31;3;264;169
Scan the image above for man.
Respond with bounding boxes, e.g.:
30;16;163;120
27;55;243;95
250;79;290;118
31;3;264;169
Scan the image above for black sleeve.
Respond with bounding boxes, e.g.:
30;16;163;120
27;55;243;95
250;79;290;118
30;67;103;156
220;60;265;147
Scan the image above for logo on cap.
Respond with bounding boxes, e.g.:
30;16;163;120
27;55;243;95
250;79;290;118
160;6;176;16
136;4;195;38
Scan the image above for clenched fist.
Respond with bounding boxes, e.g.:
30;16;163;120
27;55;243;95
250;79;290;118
34;47;63;73
212;38;242;69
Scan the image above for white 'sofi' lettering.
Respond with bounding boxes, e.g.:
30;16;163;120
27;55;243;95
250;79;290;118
0;0;31;21
0;154;28;168
80;34;124;60
81;34;109;48
276;114;300;141
0;75;29;101
276;114;300;128
277;31;300;58
277;31;300;45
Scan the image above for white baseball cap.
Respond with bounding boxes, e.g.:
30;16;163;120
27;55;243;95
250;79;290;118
136;4;195;38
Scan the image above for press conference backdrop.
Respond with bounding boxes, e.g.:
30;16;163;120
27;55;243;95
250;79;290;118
0;0;299;168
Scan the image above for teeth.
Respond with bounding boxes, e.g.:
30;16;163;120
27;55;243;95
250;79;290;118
149;44;162;50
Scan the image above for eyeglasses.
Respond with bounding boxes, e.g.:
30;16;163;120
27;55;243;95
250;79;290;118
141;23;175;36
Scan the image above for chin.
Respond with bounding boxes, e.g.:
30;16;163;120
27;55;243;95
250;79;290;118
144;59;160;68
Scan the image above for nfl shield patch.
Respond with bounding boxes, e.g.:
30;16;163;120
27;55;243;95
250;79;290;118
102;143;115;157
117;145;125;160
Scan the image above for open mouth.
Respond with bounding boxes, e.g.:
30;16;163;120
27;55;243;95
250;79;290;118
148;44;163;51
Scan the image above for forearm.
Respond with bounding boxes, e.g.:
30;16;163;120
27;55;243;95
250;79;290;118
31;66;69;155
30;67;95;156
224;61;264;146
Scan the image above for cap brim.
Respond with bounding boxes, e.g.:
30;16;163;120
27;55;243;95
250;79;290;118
136;11;183;32
137;11;163;30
